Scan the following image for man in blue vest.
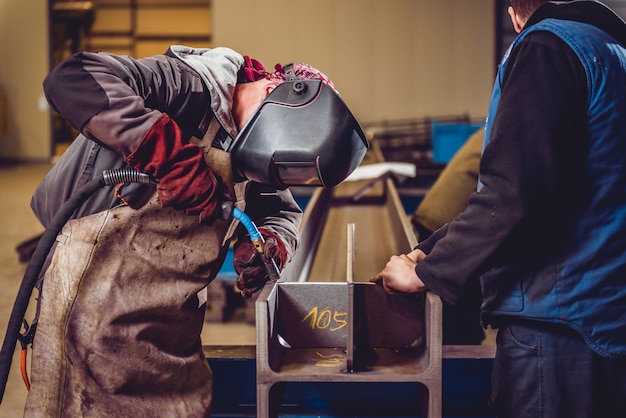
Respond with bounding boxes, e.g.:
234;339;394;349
373;1;626;416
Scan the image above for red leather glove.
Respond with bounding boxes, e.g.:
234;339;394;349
125;113;225;224
233;228;288;298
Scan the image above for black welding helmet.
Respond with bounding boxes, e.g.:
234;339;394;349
227;67;369;189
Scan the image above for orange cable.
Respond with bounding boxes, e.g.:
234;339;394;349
20;349;30;390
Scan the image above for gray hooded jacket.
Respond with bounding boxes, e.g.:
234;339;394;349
32;46;301;255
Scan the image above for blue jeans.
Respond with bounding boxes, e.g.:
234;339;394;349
490;318;626;418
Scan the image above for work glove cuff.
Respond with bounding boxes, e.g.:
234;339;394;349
124;113;224;225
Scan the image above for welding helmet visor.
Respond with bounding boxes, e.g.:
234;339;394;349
227;78;369;189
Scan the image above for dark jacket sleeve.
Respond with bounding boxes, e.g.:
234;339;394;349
43;52;208;157
415;31;587;305
33;52;212;225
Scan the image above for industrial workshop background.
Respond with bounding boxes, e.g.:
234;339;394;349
3;0;626;163
0;0;498;163
2;1;626;417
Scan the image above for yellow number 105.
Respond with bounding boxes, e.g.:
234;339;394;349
302;306;347;332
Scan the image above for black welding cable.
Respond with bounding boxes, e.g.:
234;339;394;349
0;168;152;404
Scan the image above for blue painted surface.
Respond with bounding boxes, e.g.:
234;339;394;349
431;122;483;164
208;356;494;418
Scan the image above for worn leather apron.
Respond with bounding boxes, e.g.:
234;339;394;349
25;141;247;417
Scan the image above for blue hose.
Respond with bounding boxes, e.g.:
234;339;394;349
231;207;261;241
223;203;280;282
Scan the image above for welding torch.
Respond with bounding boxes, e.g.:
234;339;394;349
220;201;281;283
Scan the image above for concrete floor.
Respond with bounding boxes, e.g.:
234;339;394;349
0;162;49;417
0;161;255;417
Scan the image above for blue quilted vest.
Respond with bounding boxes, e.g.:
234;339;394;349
481;19;626;358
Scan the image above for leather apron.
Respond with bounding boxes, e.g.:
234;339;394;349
25;140;247;417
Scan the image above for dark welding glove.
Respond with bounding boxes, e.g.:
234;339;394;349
125;113;225;224
233;228;288;298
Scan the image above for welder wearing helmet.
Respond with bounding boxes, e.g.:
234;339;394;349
24;46;364;417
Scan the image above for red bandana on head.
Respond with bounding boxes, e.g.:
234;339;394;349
242;55;336;92
242;56;269;82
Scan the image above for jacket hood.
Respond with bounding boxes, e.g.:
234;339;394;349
528;1;626;47
167;45;244;138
